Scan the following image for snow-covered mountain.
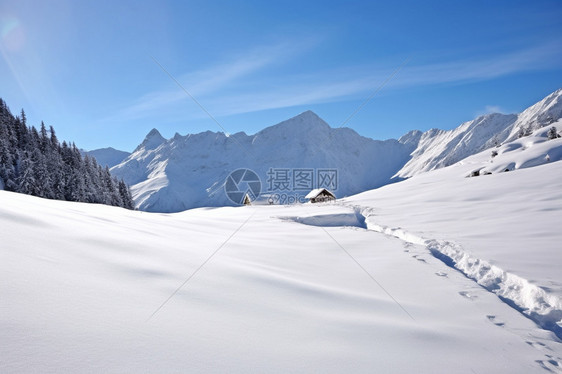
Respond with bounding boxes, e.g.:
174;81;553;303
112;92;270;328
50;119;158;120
112;89;562;213
2;126;562;372
111;111;415;212
82;147;131;168
395;88;562;178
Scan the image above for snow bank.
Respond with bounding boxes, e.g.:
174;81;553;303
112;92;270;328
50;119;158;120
346;131;562;340
2;192;561;372
362;215;562;338
472;120;562;175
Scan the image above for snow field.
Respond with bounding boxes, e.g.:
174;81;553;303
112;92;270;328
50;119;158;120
1;193;561;373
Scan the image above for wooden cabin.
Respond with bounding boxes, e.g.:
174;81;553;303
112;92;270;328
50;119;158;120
305;188;336;203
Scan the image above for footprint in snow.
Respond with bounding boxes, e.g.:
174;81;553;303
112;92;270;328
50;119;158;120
459;291;478;300
411;254;427;262
403;243;412;252
435;271;448;277
526;341;547;350
535;358;560;372
486;315;505;327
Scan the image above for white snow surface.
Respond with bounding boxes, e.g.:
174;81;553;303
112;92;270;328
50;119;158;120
346;122;562;338
3;90;562;372
1;191;562;373
2;126;562;372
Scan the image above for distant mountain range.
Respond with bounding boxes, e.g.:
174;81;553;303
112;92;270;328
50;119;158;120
110;111;415;212
81;147;130;168
396;88;562;178
98;88;561;212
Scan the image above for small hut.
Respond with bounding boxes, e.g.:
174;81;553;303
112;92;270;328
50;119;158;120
305;188;336;203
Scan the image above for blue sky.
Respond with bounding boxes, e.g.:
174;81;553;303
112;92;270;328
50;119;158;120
1;0;561;151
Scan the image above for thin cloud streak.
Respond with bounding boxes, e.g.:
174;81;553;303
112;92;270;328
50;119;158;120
106;41;562;125
104;39;319;124
396;41;562;87
474;105;508;117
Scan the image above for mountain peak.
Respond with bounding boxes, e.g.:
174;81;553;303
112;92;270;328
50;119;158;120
398;130;423;146
85;147;131;169
146;128;163;138
293;110;324;122
254;110;331;140
136;128;166;152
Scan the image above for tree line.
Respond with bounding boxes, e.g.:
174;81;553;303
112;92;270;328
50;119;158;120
0;98;134;209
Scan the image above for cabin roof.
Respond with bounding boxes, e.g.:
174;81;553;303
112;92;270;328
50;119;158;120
305;188;335;199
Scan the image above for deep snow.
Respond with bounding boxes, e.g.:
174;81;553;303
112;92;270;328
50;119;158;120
2;92;562;373
346;122;562;340
1;157;562;372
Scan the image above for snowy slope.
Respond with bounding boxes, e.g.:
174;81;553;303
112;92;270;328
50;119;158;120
111;111;414;212
395;112;517;178
505;88;562;142
2;184;562;373
345;121;562;339
396;88;562;178
82;147;131;168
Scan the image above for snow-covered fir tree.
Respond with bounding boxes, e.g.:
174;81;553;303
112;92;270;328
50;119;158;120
0;98;134;209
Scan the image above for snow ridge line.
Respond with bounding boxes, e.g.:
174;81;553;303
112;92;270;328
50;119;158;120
357;207;562;340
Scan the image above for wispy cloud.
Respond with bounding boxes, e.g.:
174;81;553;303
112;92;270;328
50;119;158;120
395;41;562;87
476;105;506;117
105;39;318;124
205;41;562;117
105;40;562;126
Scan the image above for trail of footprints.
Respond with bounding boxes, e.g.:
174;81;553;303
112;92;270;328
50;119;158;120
485;308;562;371
401;241;561;372
535;357;561;373
458;290;478;300
403;243;430;263
486;314;505;327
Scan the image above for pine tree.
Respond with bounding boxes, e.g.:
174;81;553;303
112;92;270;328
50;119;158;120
49;125;58;148
40;122;49;152
0;98;134;209
0;138;14;189
547;126;559;140
20;109;26;126
118;180;134;209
